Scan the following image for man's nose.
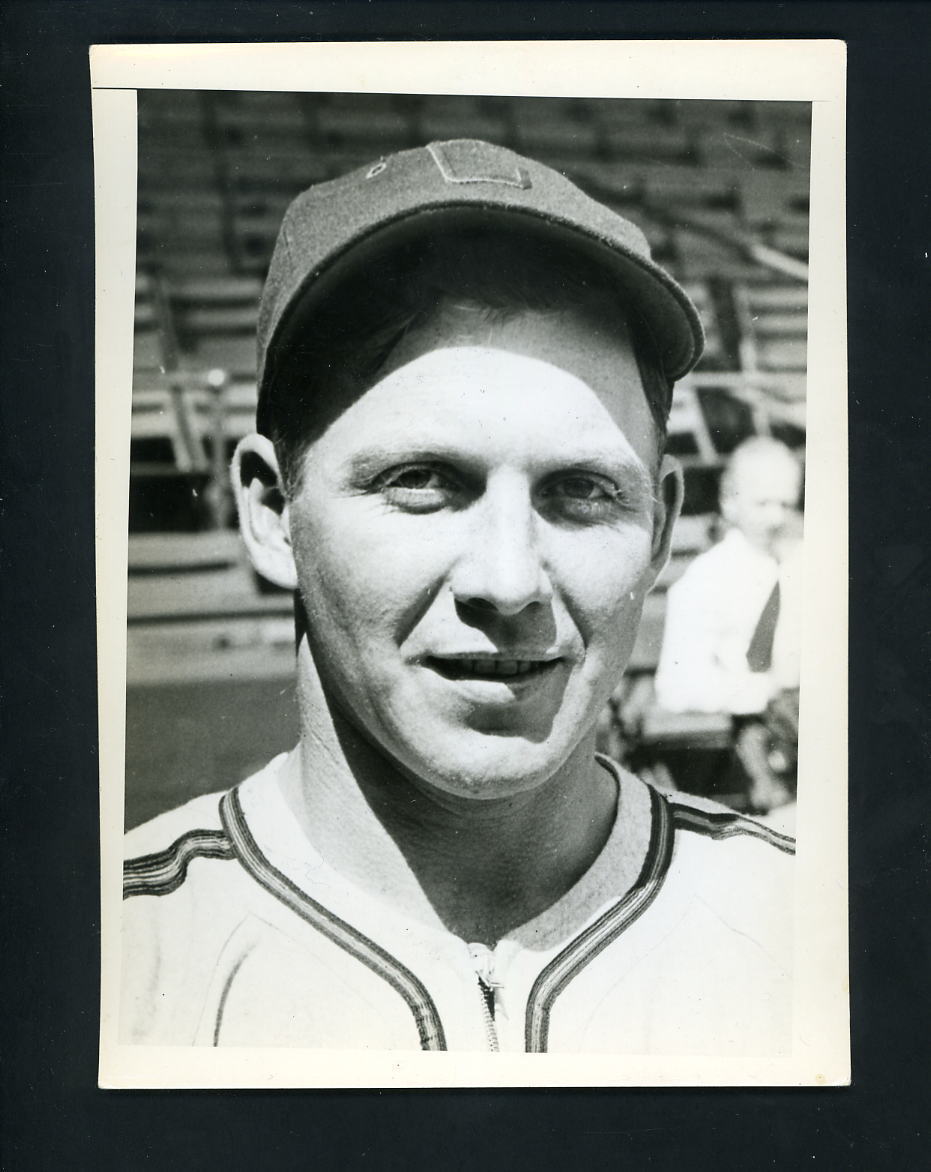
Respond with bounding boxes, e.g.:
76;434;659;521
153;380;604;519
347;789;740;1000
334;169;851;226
764;501;792;527
450;479;553;616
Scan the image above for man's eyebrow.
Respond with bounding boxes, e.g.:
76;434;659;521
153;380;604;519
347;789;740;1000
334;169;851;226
344;444;468;478
343;441;656;495
548;447;656;496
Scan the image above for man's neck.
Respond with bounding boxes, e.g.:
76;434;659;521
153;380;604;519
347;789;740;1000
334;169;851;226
280;657;617;947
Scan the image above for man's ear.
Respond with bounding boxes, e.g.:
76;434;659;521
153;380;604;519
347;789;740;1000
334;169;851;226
647;454;684;585
231;433;298;591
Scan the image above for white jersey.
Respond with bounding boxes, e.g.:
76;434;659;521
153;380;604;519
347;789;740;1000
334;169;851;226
121;753;794;1054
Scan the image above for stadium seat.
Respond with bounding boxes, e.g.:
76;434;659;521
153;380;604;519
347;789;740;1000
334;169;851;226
583;98;666;126
778;128;812;171
137;195;226;254
170;275;261;335
420;109;509;145
688;369;806;437
695;127;784;170
316;104;415;149
673;225;754;281
186;378;259;457
680;279;726;369
137;147;217;189
642;165;737;209
130;379;207;474
738;170;809;228
512;104;599;156
181;334;257;380
734;281;808;375
769;214;810;259
127;530;279;616
170;274;261;378
666;383;719;464
227;210;288;270
132;328;165;374
126;529;294;694
213;92;308;135
133;273;171;373
321;92;406;114
602;124;692;163
227;153;330;195
667;98;752;127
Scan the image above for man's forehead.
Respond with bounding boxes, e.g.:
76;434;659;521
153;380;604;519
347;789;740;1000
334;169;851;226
729;451;801;494
311;321;658;475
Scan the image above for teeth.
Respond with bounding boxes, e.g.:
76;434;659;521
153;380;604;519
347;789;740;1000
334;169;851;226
466;659;535;677
428;656;557;681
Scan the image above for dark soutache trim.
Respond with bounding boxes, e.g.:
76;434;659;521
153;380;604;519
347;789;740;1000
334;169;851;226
123;829;235;898
524;786;675;1053
670;804;796;855
219;788;447;1051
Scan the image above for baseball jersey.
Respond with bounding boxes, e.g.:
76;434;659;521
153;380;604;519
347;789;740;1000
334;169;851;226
121;753;795;1054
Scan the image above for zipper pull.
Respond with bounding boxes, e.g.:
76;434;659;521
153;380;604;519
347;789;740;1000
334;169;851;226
467;945;506;1013
467;943;504;993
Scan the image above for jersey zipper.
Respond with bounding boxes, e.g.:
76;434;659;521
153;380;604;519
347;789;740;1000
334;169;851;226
476;976;500;1051
468;943;501;1051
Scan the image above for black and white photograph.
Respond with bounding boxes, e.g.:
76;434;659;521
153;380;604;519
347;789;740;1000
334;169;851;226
93;41;848;1087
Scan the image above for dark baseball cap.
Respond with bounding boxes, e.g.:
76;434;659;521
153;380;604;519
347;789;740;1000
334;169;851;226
256;138;704;435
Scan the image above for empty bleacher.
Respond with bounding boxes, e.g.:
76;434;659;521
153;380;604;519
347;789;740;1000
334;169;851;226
125;92;810;823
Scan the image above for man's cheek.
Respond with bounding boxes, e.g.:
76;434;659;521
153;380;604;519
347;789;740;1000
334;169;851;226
573;560;649;632
302;561;413;653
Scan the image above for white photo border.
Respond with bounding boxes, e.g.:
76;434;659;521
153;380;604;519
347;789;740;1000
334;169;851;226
93;39;848;1089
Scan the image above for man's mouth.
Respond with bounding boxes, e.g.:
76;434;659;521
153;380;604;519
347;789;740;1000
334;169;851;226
424;656;559;682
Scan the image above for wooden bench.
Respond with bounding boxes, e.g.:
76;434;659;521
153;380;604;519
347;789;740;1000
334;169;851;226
733;281;808;396
126;531;294;684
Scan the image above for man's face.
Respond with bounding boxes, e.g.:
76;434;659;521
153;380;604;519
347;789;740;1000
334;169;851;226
284;308;675;801
721;454;801;557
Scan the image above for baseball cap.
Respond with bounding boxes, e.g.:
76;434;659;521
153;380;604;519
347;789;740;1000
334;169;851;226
256;138;704;434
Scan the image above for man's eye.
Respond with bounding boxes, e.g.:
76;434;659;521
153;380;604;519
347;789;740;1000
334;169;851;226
555;476;615;502
384;467;444;491
375;464;458;510
542;474;621;513
537;473;636;523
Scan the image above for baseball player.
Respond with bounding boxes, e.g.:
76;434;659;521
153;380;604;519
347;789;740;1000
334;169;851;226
122;140;794;1053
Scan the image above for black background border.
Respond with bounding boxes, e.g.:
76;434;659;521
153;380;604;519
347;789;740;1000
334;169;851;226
2;3;929;1168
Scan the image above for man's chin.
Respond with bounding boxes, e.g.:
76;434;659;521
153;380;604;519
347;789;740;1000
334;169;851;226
395;727;587;803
